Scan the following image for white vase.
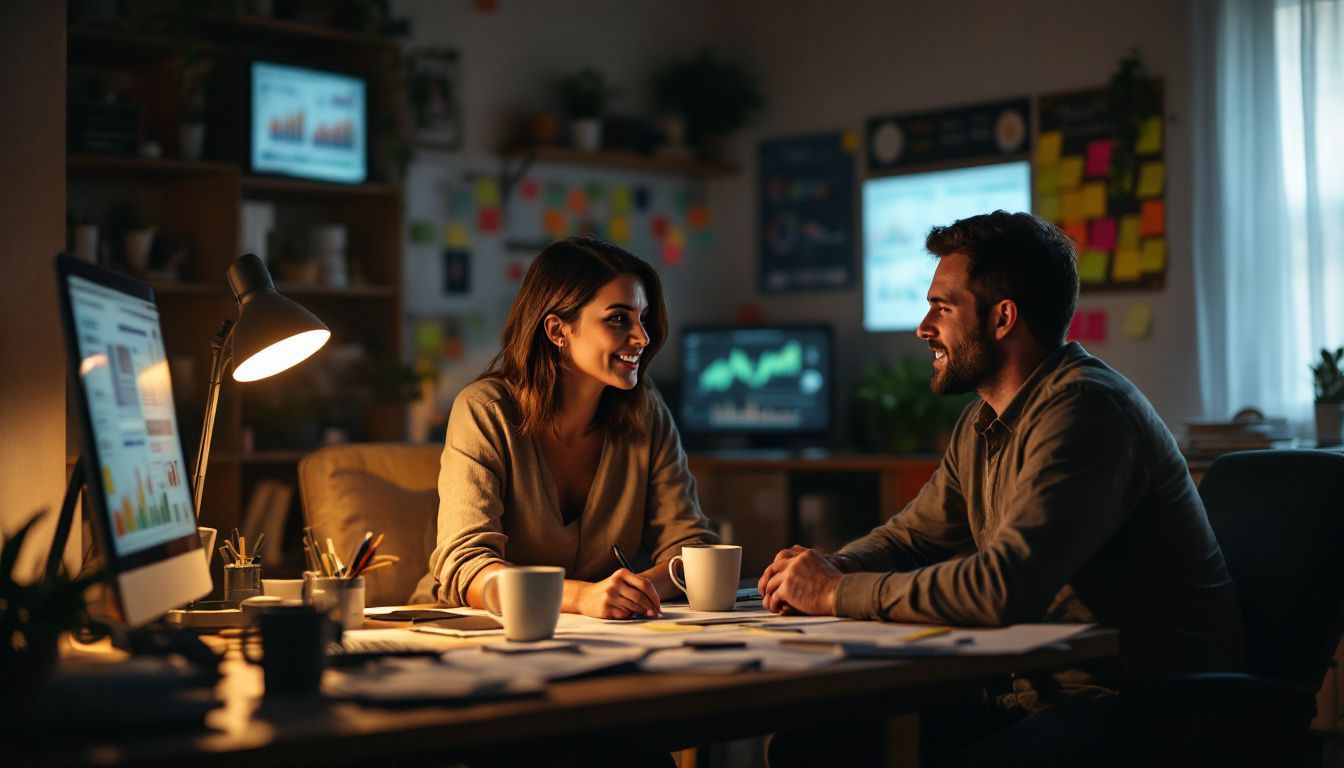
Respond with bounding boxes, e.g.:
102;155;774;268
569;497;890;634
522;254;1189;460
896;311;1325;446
570;118;602;152
124;227;156;273
179;122;205;161
73;225;99;263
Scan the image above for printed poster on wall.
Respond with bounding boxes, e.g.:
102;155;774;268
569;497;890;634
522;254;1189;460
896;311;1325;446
758;132;856;293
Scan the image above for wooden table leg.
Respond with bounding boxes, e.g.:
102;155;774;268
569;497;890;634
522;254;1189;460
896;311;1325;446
884;712;921;768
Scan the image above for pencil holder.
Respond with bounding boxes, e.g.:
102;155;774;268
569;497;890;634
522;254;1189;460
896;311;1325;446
303;573;365;630
223;562;263;605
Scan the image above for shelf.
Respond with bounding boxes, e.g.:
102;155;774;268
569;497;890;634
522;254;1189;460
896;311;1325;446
68;25;221;65
68;154;237;179
501;145;739;178
241;175;402;200
273;282;397;299
217;15;402;49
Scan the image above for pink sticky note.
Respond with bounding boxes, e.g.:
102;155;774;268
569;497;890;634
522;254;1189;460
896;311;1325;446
476;207;502;233
519;177;540;202
1085;139;1114;178
1088;218;1117;252
1067;310;1108;344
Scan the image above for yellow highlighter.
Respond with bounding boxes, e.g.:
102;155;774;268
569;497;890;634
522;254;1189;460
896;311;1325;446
904;626;953;642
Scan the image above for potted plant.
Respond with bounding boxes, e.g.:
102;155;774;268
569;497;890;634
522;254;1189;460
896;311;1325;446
852;357;973;454
556;68;616;151
653;47;763;161
107;201;155;275
1311;347;1344;446
0;511;105;736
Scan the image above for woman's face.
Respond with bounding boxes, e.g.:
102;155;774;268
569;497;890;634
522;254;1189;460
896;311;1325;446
553;274;651;391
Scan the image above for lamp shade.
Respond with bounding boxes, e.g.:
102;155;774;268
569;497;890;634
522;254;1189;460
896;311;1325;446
227;254;331;382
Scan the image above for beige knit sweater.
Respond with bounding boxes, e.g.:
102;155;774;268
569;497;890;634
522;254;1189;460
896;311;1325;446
426;378;718;606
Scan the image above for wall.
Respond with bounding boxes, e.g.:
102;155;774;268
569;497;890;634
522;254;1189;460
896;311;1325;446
0;1;71;577
395;0;1201;432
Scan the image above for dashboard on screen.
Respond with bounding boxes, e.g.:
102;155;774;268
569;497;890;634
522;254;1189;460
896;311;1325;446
250;61;367;184
862;161;1031;331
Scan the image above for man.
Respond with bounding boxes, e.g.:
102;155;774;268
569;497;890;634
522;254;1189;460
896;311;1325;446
759;211;1244;763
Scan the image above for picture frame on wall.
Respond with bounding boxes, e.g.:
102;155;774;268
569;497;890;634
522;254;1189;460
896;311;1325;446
407;48;462;150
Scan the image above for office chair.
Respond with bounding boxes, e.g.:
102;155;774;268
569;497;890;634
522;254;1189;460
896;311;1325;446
297;443;442;606
1150;449;1344;766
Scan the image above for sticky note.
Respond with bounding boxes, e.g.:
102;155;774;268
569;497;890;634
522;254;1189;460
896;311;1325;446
1113;247;1142;281
542;208;567;237
1078;249;1108;283
1060;190;1084;222
1034;166;1059;196
1122;303;1153;340
1080;182;1107;219
1057;156;1084;189
1089;218;1117;252
444;221;470;248
1085;139;1114;178
545;183;566;206
666;226;686;248
687;205;711;231
608;215;631;243
1136;161;1165;198
519;177;540;202
414;321;441;354
474;178;500;208
410;220;434;244
1118;215;1141;249
842;130;859;153
611;186;632;214
675;191;691;213
1140;238;1166;272
1035;131;1063;166
1062;220;1088;250
650;214;669;239
452;188;474;217
1069;310;1108;343
506;261;525;282
1035;193;1061;223
566;188;588;216
1139;199;1165;236
476;207;502;234
660;238;684;266
1136;116;1163;155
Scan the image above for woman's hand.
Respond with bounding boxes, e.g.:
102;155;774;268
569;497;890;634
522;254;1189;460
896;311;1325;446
567;569;662;619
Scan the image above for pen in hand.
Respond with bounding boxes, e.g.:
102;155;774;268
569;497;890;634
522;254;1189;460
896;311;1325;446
611;544;660;618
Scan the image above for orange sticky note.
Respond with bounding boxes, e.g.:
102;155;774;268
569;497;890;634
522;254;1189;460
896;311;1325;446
608;215;631;243
1035;131;1063;166
1113;247;1142;281
566;188;588;216
1080;182;1107;219
1057;156;1085;190
1139;200;1165;236
1140;238;1166;272
542;208;568;237
1062;220;1088;250
687;205;711;231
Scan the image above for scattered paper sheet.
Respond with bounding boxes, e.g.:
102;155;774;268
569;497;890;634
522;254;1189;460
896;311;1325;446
442;646;647;681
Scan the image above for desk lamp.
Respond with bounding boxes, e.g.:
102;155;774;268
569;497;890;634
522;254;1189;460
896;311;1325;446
192;253;330;519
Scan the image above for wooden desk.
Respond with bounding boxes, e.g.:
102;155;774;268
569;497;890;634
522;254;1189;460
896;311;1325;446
29;626;1118;767
688;454;940;575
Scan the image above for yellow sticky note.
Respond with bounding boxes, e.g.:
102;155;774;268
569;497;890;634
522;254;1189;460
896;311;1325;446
842;130;859;153
611;186;632;215
444;221;470;248
1035;131;1063;166
608;215;631;243
1034;166;1059;196
474;178;500;208
1122;303;1153;340
1060;189;1084;222
1057;156;1084;190
1078;249;1109;283
1140;238;1166;272
1136;162;1165;198
1113;247;1142;281
1136;116;1163;155
1080;182;1107;219
666;226;686;248
1118;216;1141;249
1035;193;1061;223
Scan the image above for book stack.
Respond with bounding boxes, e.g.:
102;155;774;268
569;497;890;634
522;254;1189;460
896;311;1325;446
1183;415;1295;461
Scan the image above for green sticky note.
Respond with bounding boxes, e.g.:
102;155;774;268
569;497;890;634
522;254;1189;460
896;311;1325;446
409;220;434;244
1078;249;1109;284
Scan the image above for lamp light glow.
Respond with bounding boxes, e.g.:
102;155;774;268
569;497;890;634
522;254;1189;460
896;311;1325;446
233;329;331;382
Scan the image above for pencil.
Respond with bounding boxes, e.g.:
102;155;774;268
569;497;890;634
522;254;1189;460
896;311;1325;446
904;626;953;642
357;560;394;575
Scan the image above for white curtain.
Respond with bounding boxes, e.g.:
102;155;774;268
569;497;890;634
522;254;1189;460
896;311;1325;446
1193;0;1344;428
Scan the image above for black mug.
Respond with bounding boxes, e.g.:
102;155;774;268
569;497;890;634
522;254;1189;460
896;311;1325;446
242;604;329;697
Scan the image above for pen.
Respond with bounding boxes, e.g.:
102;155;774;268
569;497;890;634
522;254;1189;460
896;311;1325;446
904;626;953;642
612;544;633;571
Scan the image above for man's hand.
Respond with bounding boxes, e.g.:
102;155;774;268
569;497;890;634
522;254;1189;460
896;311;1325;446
757;545;843;616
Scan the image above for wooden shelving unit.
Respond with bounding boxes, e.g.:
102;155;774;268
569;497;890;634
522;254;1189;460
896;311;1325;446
501;144;739;178
67;16;408;581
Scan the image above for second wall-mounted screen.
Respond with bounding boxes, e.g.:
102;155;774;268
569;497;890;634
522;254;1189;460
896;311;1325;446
251;61;367;184
863;161;1031;331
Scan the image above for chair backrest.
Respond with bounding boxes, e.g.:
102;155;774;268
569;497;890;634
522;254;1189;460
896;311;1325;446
1198;449;1344;686
297;442;442;607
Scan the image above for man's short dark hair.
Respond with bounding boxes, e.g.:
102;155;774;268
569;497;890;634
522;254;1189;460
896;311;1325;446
925;210;1079;347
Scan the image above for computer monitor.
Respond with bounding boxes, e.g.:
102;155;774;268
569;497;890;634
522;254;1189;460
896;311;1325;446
678;325;832;444
249;60;368;184
55;255;211;626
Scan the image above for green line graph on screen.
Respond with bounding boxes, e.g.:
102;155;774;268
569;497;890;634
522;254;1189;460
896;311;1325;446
697;340;802;393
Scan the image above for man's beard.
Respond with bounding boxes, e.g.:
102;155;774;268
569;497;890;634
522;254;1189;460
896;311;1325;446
929;322;1001;395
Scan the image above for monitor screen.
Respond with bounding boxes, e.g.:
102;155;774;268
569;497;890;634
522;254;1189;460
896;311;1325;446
250;61;367;184
679;326;831;436
863;160;1031;331
56;256;210;626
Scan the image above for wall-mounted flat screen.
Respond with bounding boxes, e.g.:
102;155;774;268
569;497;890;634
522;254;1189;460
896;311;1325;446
251;61;367;184
862;160;1031;331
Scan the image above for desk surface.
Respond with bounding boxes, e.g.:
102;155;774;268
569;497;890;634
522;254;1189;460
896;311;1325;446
32;622;1118;767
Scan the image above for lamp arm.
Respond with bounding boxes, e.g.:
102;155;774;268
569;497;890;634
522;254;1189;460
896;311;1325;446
192;318;235;519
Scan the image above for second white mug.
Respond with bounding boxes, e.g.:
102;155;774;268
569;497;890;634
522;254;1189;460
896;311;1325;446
669;544;742;612
482;566;565;641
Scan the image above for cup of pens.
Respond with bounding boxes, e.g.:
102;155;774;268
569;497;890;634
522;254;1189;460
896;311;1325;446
299;527;394;631
304;574;365;630
220;528;265;605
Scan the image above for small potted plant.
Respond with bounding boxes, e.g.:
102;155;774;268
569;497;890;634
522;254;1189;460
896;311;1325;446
851;357;973;454
653;47;763;161
556;68;616;151
1311;347;1344;446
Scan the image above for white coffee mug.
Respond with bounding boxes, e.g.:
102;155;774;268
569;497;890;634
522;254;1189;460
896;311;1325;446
482;566;565;641
668;544;742;612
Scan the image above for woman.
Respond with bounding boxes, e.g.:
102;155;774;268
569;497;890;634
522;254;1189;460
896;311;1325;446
426;236;718;618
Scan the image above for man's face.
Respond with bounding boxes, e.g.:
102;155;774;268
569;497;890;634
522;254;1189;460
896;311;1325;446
916;252;1001;395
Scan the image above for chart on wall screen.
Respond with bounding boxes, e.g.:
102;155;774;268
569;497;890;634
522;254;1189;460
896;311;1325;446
251;61;367;184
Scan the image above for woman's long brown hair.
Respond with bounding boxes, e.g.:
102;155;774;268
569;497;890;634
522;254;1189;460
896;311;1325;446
481;236;668;438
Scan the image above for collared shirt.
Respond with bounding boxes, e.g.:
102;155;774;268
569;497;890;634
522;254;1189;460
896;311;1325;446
833;343;1245;689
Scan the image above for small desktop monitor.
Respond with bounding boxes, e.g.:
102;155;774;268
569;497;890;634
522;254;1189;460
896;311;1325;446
678;326;832;444
249;60;368;184
55;255;211;626
863;160;1031;331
